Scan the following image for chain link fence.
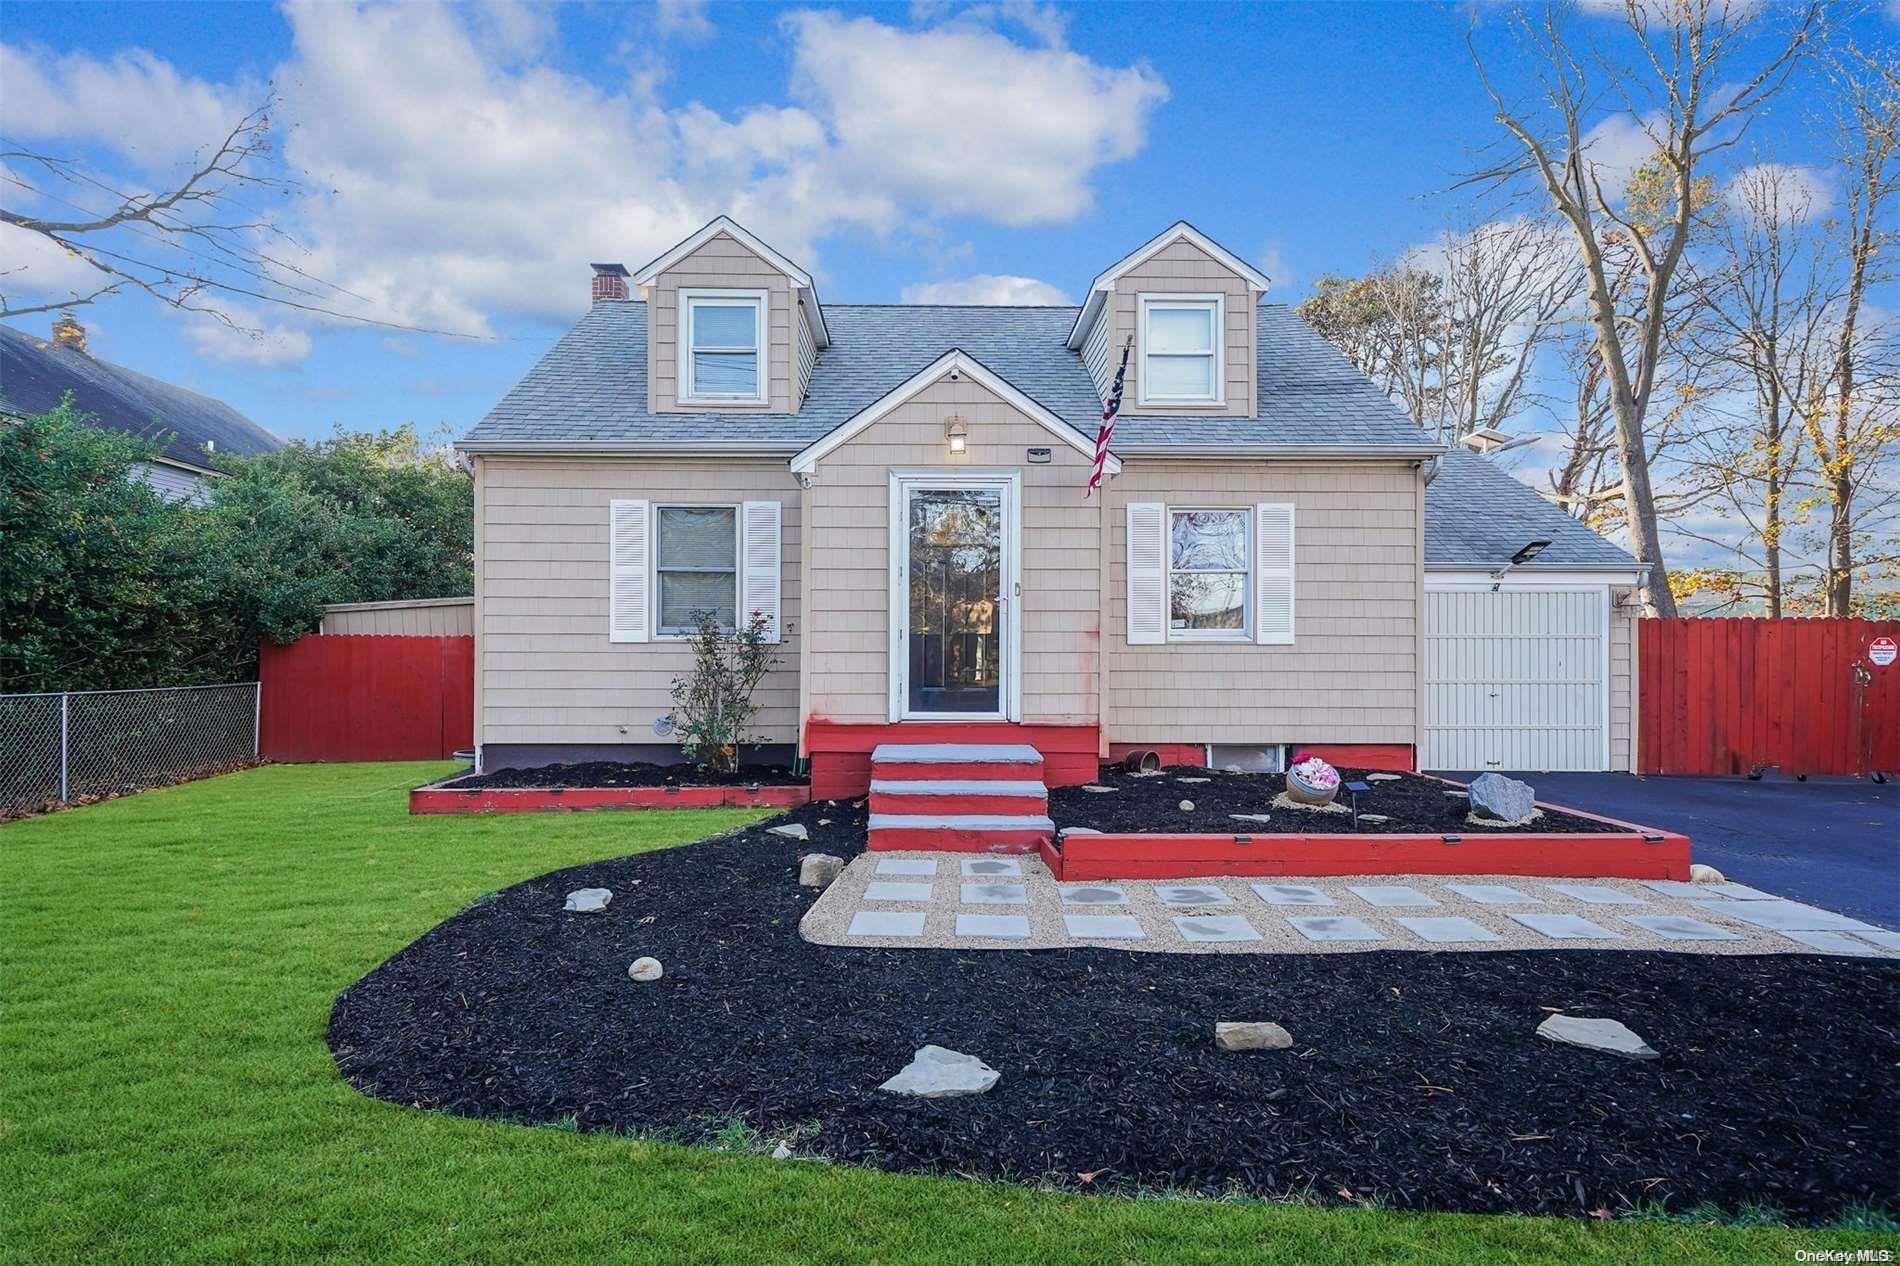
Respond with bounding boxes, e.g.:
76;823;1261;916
1;683;259;818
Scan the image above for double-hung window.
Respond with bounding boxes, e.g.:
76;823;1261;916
656;505;738;635
680;290;766;403
1139;295;1222;405
1168;507;1250;639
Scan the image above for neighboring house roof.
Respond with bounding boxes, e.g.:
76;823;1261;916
457;301;1438;455
1425;448;1637;569
0;321;282;472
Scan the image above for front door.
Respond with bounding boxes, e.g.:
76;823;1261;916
893;476;1016;720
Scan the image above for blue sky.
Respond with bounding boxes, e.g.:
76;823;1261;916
1;0;1888;465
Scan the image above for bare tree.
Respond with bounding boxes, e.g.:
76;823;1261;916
1299;218;1582;444
1808;41;1900;615
1467;0;1820;616
1;98;461;339
1673;162;1835;615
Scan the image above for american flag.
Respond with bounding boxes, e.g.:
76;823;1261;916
1086;335;1133;497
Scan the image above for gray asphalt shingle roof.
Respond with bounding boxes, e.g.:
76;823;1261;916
0;322;281;470
459;301;1437;452
1424;448;1636;567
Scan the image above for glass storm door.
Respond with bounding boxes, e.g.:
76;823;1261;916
901;484;1008;718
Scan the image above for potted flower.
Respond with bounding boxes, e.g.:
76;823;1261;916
1286;755;1341;806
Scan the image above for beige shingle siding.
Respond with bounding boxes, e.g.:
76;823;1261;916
1610;588;1637;772
1081;302;1111;403
794;301;818;406
1104;461;1422;745
804;372;1100;726
1110;238;1258;418
320;599;474;636
475;458;801;745
646;232;798;414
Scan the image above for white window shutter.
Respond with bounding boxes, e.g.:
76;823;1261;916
741;500;783;643
1126;502;1166;645
1255;502;1295;645
609;499;651;644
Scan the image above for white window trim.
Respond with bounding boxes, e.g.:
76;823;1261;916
652;502;741;638
1137;293;1224;407
1166;505;1253;643
678;288;768;405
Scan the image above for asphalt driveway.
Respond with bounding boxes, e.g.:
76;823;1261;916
1439;772;1899;931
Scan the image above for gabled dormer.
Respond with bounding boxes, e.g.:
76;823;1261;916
630;216;830;415
1066;222;1270;418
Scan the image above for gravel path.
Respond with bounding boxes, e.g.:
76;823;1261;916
800;850;1900;957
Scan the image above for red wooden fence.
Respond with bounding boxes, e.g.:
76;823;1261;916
1639;618;1900;777
259;634;473;762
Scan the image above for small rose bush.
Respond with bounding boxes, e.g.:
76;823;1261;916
667;609;779;776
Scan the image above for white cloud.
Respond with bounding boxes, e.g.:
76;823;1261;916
656;0;716;41
1725;161;1834;222
782;10;1167;225
900;274;1071;304
0;220;110;302
3;2;1168;357
182;307;313;368
0;42;247;171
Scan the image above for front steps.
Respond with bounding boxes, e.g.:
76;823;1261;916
867;743;1053;853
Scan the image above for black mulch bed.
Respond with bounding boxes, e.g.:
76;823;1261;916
1049;766;1628;834
328;799;1899;1224
440;760;807;790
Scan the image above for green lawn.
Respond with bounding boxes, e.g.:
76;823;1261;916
0;762;1878;1264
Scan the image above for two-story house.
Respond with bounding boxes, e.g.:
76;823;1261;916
456;217;1642;799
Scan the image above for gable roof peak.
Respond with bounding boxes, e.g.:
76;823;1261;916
1066;220;1272;348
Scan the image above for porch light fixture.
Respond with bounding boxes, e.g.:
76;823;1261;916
946;416;969;455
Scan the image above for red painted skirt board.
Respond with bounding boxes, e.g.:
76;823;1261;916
410;784;810;815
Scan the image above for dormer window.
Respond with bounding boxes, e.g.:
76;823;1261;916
680;289;767;404
1138;295;1223;406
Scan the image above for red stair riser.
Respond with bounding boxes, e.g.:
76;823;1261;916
868;761;1043;783
869;792;1048;815
869;827;1050;852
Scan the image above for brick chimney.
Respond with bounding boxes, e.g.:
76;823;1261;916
51;312;87;354
590;262;630;303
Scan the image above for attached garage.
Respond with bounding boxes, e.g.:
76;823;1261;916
1422;450;1648;774
1423;585;1611;772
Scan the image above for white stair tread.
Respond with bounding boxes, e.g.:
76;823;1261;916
870;779;1048;797
869;813;1055;831
871;743;1044;764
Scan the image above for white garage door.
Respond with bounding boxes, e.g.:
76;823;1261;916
1423;588;1608;772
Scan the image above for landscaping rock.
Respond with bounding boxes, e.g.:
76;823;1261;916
799;853;844;889
1690;863;1727;884
627;957;663;982
771;1142;794;1159
1230;813;1274;823
818;818;832;826
1272;791;1349;815
1178;800;1195;812
1358;814;1391;824
1177;777;1211;784
1216;1021;1293;1052
1059;826;1102;836
1082;785;1115;793
878;1045;1000;1098
1468;772;1537;822
1536;1013;1659;1061
768;823;809;841
1365;772;1401;782
564;888;612;913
